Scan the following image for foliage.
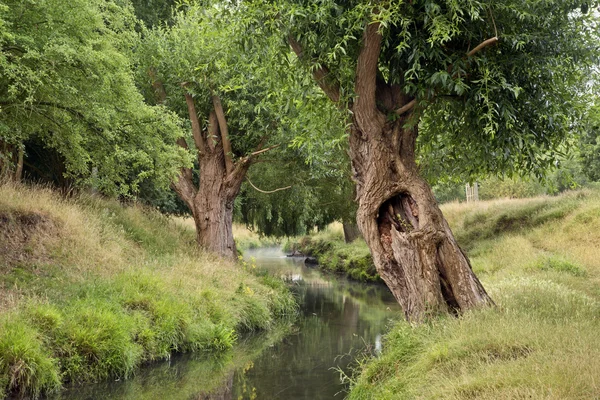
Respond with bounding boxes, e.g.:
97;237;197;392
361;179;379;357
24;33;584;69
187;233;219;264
0;0;186;195
264;0;598;181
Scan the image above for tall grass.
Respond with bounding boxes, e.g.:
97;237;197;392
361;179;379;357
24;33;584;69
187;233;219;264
348;188;600;399
0;183;296;397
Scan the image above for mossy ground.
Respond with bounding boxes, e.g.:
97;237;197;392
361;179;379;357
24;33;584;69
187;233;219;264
348;187;600;399
0;183;296;398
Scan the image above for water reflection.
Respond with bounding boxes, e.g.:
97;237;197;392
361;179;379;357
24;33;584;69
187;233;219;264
50;248;400;400
231;248;400;399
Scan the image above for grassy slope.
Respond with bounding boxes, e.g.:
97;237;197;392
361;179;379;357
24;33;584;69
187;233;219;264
0;184;296;398
285;223;380;282
348;187;600;399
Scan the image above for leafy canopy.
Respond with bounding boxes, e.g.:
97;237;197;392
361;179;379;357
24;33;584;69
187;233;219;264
0;0;185;194
266;0;599;179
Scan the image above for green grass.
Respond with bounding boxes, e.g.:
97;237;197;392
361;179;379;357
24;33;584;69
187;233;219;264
0;183;297;397
286;226;379;283
348;188;600;399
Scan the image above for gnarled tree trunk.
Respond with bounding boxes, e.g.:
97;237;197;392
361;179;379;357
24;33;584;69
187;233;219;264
175;149;247;259
291;20;494;320
349;118;492;320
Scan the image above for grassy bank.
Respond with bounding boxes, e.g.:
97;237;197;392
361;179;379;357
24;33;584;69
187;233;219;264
348;187;600;399
172;218;280;253
284;223;379;283
0;184;296;398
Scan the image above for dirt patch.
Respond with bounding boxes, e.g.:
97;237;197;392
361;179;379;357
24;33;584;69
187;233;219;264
0;210;59;268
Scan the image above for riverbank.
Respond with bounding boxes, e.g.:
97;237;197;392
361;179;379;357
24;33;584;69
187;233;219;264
0;184;296;398
284;225;379;283
348;187;600;399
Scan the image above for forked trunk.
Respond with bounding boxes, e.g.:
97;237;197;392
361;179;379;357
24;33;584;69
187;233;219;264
349;119;493;321
173;147;247;260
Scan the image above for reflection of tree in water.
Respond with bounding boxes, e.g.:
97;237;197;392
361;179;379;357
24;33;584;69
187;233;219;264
232;279;400;400
194;372;234;400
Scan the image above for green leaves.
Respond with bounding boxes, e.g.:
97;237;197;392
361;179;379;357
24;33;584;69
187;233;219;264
0;0;185;195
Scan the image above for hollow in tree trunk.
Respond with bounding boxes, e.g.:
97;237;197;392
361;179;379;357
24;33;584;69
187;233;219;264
349;117;493;320
340;21;492;320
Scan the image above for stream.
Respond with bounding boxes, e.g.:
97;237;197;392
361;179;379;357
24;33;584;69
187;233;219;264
54;247;401;400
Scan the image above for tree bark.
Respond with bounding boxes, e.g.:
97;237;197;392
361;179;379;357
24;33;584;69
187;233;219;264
172;146;248;260
349;117;493;320
345;19;493;321
342;219;361;243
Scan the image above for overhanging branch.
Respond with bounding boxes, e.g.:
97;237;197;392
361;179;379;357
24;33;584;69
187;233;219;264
246;177;292;194
467;37;499;57
393;36;499;116
289;36;342;104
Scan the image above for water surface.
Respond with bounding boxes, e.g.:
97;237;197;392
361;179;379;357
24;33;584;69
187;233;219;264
54;247;400;400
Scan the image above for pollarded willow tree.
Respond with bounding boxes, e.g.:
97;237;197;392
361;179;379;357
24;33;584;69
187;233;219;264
138;4;332;258
265;0;599;319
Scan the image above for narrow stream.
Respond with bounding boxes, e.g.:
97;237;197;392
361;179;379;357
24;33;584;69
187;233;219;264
54;248;400;400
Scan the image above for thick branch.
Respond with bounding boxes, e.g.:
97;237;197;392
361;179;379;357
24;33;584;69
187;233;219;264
395;99;416;116
246;177;292;194
172;137;197;211
183;92;206;154
354;21;384;132
211;94;234;174
288;36;341;104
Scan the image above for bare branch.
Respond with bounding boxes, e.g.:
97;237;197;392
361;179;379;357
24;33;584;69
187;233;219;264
467;37;499;57
289;36;341;104
246;177;292;194
249;143;280;157
395;99;416;116
183;92;206;154
211;94;234;174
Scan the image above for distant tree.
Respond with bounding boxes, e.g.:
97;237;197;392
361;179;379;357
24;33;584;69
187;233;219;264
129;0;178;27
581;100;600;182
137;4;332;258
264;0;598;319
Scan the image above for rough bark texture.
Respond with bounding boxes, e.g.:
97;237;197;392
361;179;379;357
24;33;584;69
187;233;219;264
169;88;253;260
344;20;493;320
172;135;250;260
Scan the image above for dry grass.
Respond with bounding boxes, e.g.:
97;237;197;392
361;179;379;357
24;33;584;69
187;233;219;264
349;187;600;400
0;183;296;397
